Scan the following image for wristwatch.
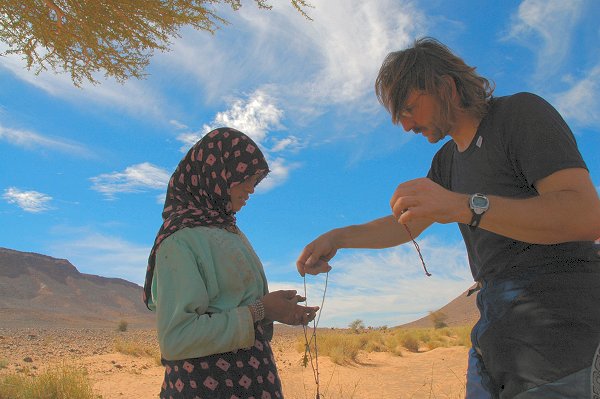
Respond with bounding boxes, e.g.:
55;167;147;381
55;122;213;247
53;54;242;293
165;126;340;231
469;193;489;229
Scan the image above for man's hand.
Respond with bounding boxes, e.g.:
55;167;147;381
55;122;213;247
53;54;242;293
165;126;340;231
261;290;319;325
296;233;335;277
390;177;466;225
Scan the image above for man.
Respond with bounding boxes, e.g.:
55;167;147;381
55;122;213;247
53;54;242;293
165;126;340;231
296;37;600;398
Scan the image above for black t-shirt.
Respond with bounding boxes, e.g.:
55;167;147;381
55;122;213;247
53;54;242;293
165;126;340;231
428;92;599;281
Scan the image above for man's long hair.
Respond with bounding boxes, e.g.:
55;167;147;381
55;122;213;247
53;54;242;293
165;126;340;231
375;37;494;126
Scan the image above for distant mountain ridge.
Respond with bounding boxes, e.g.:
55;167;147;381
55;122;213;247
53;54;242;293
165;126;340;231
0;247;479;329
400;285;479;329
0;247;154;328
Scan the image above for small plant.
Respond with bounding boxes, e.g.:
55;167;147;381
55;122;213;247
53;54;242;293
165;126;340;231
401;335;420;352
114;338;160;359
117;319;128;332
348;319;365;334
0;358;8;370
429;310;449;329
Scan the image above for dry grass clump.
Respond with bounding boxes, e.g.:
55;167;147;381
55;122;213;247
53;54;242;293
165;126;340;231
298;331;362;364
297;325;472;365
113;338;161;366
0;364;95;399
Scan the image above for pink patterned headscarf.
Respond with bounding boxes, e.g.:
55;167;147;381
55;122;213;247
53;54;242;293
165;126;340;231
143;127;269;307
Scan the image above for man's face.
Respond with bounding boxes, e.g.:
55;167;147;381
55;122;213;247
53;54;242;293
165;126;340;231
396;90;450;143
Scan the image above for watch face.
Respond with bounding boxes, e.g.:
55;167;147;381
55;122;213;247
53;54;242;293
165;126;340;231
472;196;488;207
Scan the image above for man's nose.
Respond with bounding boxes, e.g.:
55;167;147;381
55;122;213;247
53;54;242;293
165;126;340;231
399;116;414;132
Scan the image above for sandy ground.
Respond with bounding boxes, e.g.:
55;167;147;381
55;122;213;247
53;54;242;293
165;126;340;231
0;327;468;399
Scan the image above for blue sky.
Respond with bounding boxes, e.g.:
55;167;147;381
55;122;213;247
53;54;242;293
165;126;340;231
1;0;599;328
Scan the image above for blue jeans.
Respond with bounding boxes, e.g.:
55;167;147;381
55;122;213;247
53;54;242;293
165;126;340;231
465;272;600;398
466;347;493;398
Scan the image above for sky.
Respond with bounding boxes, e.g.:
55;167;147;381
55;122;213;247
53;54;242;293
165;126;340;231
1;0;599;328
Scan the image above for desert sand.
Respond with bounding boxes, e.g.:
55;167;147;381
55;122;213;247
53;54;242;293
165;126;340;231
0;326;468;399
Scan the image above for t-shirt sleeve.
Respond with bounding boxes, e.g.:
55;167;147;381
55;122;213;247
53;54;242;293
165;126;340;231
153;233;254;360
502;92;587;188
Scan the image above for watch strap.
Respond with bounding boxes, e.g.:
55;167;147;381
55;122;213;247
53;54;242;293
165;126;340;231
469;212;483;229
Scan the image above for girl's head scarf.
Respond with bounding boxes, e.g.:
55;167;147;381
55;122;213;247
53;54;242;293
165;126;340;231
143;127;269;307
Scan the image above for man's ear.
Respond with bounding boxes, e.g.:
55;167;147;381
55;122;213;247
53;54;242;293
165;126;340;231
442;75;457;99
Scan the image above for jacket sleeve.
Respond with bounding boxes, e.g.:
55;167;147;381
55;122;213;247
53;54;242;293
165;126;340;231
153;233;255;360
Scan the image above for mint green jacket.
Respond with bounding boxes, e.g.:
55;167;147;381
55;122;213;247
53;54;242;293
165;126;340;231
148;226;270;360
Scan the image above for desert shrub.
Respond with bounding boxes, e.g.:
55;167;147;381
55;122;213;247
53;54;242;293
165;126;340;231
418;330;432;344
298;331;362;365
327;342;359;365
348;319;365;334
117;319;128;332
0;358;8;369
362;332;387;353
453;325;473;347
425;339;445;350
0;365;95;399
296;325;473;364
429;310;449;329
114;338;159;359
401;335;420;352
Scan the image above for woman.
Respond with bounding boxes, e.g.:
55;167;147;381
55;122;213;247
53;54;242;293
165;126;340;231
143;127;318;399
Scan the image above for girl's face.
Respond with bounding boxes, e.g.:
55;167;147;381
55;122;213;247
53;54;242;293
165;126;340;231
230;173;262;212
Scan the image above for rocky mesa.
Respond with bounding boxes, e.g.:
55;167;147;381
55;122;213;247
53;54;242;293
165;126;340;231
0;247;154;328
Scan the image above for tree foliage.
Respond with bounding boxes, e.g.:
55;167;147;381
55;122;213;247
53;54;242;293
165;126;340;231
0;0;312;86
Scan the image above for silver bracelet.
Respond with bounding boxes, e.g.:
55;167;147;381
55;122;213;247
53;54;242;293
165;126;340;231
249;299;265;322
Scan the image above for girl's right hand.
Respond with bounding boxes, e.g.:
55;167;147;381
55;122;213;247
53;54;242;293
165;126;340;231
261;290;319;326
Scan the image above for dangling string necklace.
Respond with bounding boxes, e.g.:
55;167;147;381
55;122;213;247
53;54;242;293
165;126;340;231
302;270;329;399
300;227;429;398
403;224;431;276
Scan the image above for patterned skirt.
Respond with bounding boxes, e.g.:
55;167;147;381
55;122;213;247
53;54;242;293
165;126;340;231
160;324;283;399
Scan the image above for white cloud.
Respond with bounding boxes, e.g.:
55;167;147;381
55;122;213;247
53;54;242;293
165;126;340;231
90;162;171;199
176;90;285;150
169;119;188;130
505;0;585;78
3;187;53;213
48;230;150;285
176;91;298;190
0;123;91;157
162;0;423;115
258;157;301;192
176;132;203;151
277;0;422;105
269;237;473;328
270;136;302;152
201;90;284;144
553;65;600;128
